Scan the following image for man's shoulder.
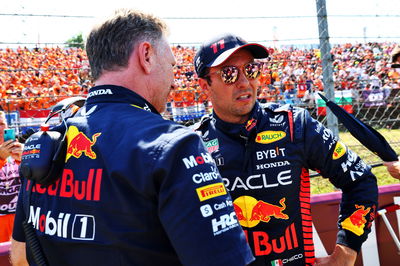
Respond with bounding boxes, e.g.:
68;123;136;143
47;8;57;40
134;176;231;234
134;117;199;148
259;102;308;122
260;102;306;114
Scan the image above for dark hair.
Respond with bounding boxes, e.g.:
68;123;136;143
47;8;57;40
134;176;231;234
201;67;213;86
86;9;168;80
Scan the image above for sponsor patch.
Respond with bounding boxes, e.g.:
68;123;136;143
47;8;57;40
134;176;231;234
256;148;286;160
245;118;257;131
243;223;299;256
66;126;101;162
256;131;286;144
200;204;213;217
204;138;219;153
192;167;220;184
341;204;370;236
224;170;292;191
28;206;96;240
182;152;213;169
22;144;41;158
88;88;112;98
333;141;346;160
211;211;239;236
196;182;227;201
233;196;288;228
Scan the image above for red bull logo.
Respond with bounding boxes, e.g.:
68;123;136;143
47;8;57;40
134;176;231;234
244;223;299;256
66;126;101;162
341;204;371;236
233;196;288;228
245;118;257;131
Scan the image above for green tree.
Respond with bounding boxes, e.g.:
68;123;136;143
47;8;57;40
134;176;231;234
66;33;84;49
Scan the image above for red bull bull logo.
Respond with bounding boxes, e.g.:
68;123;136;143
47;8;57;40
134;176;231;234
233;196;288;228
341;204;371;236
66;126;101;162
245;118;257;131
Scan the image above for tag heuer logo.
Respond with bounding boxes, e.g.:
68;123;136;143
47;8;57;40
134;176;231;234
205;138;219;153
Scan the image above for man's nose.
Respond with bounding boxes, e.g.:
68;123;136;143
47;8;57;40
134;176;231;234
235;70;250;88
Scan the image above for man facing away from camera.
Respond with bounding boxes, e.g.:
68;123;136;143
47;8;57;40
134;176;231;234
10;11;254;266
193;33;378;266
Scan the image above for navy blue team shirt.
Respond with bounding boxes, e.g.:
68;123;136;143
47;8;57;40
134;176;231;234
193;101;378;266
13;85;255;266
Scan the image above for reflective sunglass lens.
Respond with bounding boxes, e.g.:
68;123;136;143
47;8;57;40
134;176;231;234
221;66;239;84
245;63;261;79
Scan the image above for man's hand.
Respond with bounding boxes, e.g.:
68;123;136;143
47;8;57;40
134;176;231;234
383;157;400;180
10;238;28;266
314;244;357;266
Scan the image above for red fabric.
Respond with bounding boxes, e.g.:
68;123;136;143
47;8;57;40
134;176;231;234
0;214;15;242
19;110;50;118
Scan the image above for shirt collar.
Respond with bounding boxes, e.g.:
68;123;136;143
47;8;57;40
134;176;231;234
85;85;160;115
212;101;261;137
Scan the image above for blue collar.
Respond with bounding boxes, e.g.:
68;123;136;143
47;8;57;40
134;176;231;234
85;85;160;115
212;101;261;138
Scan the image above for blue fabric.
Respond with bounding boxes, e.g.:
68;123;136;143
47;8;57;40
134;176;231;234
13;85;254;266
193;101;378;265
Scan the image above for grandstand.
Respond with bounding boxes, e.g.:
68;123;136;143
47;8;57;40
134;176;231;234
1;4;400;266
1;42;399;126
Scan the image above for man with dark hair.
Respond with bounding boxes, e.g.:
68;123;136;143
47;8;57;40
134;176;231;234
193;33;378;266
11;10;254;265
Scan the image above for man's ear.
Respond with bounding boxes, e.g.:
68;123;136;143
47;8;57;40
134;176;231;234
198;78;210;97
137;42;154;74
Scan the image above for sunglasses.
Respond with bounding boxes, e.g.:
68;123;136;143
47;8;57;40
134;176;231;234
209;62;263;84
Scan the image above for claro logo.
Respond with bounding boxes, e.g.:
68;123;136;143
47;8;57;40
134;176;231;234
255;131;286;144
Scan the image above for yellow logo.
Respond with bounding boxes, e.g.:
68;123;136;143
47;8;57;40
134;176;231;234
332;141;347;160
233;196;288;228
255;131;286;144
196;183;227;202
66;126;101;162
341;205;370;236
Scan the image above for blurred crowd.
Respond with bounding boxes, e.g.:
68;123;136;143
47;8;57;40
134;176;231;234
250;42;399;105
0;47;91;111
1;42;399;113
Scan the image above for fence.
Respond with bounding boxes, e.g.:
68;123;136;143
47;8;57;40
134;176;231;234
2;86;399;163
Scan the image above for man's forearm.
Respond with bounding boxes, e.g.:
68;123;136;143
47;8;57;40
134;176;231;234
10;238;28;266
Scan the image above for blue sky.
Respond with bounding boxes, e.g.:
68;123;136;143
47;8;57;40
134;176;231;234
2;0;400;48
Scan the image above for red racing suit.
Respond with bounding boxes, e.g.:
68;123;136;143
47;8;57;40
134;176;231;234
193;101;378;266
